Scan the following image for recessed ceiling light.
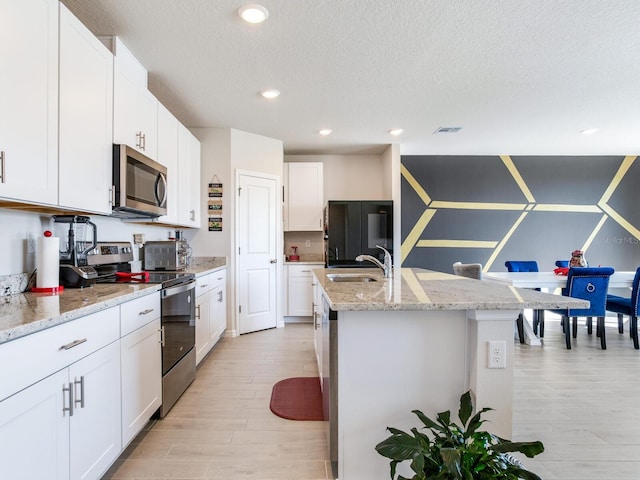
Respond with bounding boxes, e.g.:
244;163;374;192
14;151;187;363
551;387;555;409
580;128;598;135
318;129;333;136
260;89;280;99
238;4;269;23
389;128;404;136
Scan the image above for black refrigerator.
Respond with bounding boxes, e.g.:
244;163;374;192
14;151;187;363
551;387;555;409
324;200;393;267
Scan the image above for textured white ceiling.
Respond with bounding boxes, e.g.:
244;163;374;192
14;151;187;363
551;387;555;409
60;0;640;155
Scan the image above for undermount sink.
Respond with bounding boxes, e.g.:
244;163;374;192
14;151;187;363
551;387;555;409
326;273;378;283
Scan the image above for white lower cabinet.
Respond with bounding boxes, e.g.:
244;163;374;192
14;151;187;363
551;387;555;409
120;318;161;446
0;369;69;479
69;340;121;480
286;264;315;317
195;274;212;365
0;292;166;480
0;330;121;480
195;269;227;365
209;269;227;347
313;278;323;383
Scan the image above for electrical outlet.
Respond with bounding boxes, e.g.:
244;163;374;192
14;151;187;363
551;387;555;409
27;233;37;254
488;340;506;369
305;240;311;248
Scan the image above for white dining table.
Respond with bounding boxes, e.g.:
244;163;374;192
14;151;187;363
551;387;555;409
483;271;636;345
484;271;636;289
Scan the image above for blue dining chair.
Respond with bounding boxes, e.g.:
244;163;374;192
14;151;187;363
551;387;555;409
546;267;615;349
505;261;544;341
606;267;640;349
555;260;569;268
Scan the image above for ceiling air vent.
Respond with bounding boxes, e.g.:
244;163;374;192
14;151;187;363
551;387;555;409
433;126;462;134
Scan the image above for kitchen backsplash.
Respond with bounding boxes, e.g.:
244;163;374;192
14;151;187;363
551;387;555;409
284;231;324;262
0;207;197;278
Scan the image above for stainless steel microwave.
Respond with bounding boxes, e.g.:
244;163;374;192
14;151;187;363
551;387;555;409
112;144;167;218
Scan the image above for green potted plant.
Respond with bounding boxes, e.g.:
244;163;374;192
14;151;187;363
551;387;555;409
375;390;544;480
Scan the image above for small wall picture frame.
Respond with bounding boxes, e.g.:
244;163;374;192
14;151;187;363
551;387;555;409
208;183;223;198
208;217;223;231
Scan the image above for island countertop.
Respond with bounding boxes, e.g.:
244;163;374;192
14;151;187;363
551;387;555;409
313;267;589;311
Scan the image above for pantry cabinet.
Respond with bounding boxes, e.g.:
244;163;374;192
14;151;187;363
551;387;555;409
112;37;158;160
0;307;121;480
0;0;58;205
58;4;114;214
283;162;324;231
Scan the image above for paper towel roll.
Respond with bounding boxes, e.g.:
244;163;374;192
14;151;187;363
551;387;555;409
36;235;60;289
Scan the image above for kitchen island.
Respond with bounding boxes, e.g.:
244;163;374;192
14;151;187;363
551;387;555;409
313;267;587;480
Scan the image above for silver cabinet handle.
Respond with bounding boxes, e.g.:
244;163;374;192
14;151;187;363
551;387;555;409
74;376;85;409
190;209;195;221
141;132;146;151
138;308;154;315
160;326;165;346
217;291;223;302
196;304;201;319
59;338;87;350
200;284;209;289
270;259;277;264
63;383;74;417
0;150;5;183
136;131;143;149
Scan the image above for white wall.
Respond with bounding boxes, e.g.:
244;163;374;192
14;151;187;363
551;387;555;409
0;208;193;277
285;154;388;201
189;127;231;258
190;127;284;337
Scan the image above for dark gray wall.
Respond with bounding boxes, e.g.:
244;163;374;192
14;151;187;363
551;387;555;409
401;155;640;276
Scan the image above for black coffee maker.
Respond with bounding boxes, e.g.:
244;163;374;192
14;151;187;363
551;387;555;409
53;215;98;288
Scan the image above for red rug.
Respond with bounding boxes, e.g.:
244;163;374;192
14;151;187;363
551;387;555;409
269;377;325;421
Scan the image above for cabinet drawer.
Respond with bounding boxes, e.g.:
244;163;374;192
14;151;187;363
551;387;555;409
120;292;161;337
287;264;315;277
210;269;226;290
0;306;120;401
196;273;212;297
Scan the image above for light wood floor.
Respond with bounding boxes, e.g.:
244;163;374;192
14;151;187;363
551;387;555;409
103;319;640;480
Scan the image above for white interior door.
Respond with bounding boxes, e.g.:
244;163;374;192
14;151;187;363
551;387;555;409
237;172;278;334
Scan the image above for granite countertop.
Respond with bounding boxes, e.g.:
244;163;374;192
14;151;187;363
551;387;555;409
313;267;590;312
0;256;227;345
185;256;227;276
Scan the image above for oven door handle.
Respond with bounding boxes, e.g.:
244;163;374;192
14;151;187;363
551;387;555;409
162;279;197;298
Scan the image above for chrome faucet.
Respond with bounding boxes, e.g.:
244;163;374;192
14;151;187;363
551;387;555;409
355;245;392;277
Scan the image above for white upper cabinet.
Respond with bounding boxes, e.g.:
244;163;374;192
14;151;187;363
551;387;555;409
157;102;180;224
177;124;201;228
284;162;324;231
0;0;58;205
58;4;113;214
112;38;158;160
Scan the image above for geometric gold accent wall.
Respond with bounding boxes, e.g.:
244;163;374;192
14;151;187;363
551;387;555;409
401;155;640;274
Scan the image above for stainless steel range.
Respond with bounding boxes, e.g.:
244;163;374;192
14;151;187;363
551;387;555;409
89;242;196;417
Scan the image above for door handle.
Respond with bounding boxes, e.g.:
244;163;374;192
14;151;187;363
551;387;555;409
270;259;277;264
